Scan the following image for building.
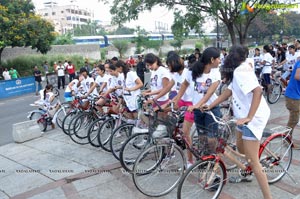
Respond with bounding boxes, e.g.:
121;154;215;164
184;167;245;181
36;0;94;34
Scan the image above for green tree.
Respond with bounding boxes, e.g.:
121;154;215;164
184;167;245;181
112;40;129;58
103;0;282;45
0;0;55;63
53;33;75;45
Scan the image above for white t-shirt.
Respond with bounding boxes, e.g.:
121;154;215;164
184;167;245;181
111;73;124;96
261;53;273;74
123;71;141;111
150;66;171;101
228;61;270;140
185;68;221;105
81;76;98;96
253;54;263;69
56;65;65;77
171;68;192;102
285;53;298;70
65;79;79;93
2;71;11;80
246;57;255;72
95;74;109;93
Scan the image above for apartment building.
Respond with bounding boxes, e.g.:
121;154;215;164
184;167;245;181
36;0;94;34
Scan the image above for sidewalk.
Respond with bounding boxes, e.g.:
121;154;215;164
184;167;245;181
0;97;300;199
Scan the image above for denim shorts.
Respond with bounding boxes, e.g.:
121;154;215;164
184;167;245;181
194;106;222;138
236;125;258;141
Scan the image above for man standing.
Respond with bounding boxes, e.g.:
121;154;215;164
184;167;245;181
9;67;19;79
56;61;65;89
66;61;76;82
33;66;42;95
285;60;300;149
81;61;91;74
2;68;11;80
43;61;49;74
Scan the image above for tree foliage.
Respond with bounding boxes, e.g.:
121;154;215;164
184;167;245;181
102;0;286;45
53;33;75;45
112;40;129;58
0;0;55;63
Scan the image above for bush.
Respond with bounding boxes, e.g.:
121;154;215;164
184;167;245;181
2;54;92;77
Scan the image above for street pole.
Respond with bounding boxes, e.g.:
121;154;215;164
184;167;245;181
216;16;220;49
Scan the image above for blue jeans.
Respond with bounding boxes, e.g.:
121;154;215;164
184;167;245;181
194;106;222;138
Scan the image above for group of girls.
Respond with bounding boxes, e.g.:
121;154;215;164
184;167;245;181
62;46;272;199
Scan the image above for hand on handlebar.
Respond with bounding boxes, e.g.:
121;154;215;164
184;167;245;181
200;104;210;112
236;117;251;126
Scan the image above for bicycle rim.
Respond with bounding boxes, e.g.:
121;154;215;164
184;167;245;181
110;123;134;160
62;111;78;135
56;105;71;129
259;135;292;184
177;158;226;199
87;118;105;147
133;143;185;197
97;118;115;152
267;83;282;104
120;133;150;172
37;117;47;132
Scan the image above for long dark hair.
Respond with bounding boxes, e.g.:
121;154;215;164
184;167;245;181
191;47;220;81
222;45;247;83
166;52;184;73
44;84;53;100
115;60;130;79
144;53;164;67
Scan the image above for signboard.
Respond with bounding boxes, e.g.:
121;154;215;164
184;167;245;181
0;77;36;99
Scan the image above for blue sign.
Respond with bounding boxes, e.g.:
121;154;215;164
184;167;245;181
0;77;36;99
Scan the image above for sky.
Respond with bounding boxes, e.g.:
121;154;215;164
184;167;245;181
31;0;184;33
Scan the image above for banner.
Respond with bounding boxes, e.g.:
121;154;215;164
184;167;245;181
0;77;36;99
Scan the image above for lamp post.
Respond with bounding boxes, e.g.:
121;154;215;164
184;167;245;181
216;16;220;49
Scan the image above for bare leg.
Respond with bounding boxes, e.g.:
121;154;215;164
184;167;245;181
243;139;272;199
183;121;193;163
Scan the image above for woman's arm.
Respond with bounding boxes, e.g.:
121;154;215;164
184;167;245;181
172;79;189;104
192;81;220;109
126;78;143;92
153;79;175;101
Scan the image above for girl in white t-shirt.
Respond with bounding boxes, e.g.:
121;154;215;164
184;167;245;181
260;45;274;93
177;47;221;162
115;60;143;117
143;53;171;107
204;45;272;199
155;52;195;167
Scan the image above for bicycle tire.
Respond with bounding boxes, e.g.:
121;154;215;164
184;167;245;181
267;82;282;104
119;132;150;173
132;143;185;197
177;157;226;199
62;111;79;135
30;112;47;132
69;112;97;145
87;117;107;147
97;117;116;152
110;123;134;160
55;103;71;129
259;134;292;184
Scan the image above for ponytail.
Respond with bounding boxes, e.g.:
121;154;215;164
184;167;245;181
191;47;220;81
115;60;129;79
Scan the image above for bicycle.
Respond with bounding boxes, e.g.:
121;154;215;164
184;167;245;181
177;110;294;199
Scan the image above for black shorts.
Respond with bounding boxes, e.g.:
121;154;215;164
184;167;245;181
263;73;271;84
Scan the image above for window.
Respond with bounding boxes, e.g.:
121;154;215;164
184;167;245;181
52;12;56;15
61;11;64;14
66;16;71;20
44;13;48;16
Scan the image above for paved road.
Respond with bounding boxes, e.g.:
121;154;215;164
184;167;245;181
0;88;65;146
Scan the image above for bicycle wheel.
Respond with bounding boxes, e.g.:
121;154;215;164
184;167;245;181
259;134;292;184
87;117;107;147
177;158;226;199
132;143;185;197
267;82;282;104
62;111;79;135
97;117;116;152
120;133;150;173
70;112;98;145
110;123;134;160
30;112;47;132
55;103;71;129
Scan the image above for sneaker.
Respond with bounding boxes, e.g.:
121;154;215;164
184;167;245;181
229;169;253;183
206;176;221;192
187;161;194;169
152;125;168;138
134;138;147;148
297;121;300;127
132;127;148;134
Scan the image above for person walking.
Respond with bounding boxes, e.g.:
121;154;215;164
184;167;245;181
285;59;300;149
33;66;42;96
56;61;65;89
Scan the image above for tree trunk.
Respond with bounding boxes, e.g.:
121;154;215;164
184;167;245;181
225;22;237;45
0;47;4;65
